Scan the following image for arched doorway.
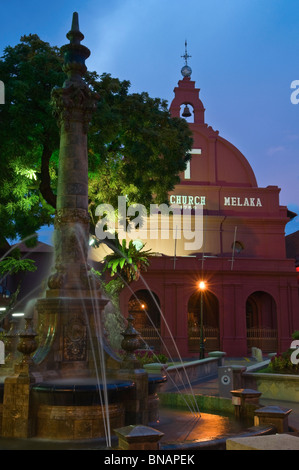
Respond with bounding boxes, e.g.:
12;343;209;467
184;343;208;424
246;291;278;353
128;289;161;352
188;290;220;353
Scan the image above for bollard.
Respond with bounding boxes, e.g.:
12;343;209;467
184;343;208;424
254;406;292;433
230;388;262;419
115;425;164;450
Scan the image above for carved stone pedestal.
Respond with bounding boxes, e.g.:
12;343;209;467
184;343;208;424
2;317;38;438
34;295;109;378
2;373;33;438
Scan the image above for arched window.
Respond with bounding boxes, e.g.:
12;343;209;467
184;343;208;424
246;291;278;352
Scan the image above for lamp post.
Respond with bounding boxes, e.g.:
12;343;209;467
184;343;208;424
199;281;206;359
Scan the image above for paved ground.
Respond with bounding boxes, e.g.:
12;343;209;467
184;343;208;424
185;356;299;432
154;356;299;449
187;375;299;430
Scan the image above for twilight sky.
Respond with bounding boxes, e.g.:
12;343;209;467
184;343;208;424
1;0;299;241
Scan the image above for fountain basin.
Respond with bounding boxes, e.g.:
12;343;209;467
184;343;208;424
32;378;135;405
30;378;135;440
29;374;167;440
148;374;167;395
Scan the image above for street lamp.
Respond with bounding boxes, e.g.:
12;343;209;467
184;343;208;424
198;281;206;359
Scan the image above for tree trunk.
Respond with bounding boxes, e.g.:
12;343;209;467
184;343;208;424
39;145;57;208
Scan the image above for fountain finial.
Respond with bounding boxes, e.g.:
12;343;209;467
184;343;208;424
71;11;80;31
66;12;84;45
61;12;90;80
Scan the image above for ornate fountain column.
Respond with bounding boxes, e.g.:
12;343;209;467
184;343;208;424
48;12;97;294
33;13;110;376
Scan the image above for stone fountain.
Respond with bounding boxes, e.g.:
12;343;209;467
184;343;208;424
0;12;163;445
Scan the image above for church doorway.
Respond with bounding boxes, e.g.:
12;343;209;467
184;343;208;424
246;291;278;353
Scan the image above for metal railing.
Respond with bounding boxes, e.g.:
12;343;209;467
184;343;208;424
139;327;161;352
247;328;278;352
188;327;220;353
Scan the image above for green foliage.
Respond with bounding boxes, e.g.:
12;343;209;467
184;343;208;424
0;34;62;241
0;248;36;275
0;248;37;316
88;74;193;222
267;333;299;374
0;35;192;242
119;349;168;366
268;352;299;374
103;234;154;286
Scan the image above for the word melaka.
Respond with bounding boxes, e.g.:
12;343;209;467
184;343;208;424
170;195;263;207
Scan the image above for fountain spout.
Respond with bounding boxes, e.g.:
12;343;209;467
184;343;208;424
67;12;84;44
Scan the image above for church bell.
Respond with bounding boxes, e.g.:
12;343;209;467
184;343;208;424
182;104;192;118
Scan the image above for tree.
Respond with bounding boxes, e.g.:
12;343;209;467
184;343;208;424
0;35;64;242
0;35;193;242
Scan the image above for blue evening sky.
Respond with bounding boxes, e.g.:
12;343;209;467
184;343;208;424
1;0;298;243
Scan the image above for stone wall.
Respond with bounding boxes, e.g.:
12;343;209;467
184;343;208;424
156;357;221;392
243;371;299;402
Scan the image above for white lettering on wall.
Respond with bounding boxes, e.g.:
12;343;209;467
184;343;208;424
171;195;263;208
170;195;206;207
184;148;202;180
224;197;262;207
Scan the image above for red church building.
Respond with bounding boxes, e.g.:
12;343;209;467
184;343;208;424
119;56;299;358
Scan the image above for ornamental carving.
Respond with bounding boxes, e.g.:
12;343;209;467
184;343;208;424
17;317;38;366
47;264;67;289
51;81;99;133
63;316;87;361
54;208;90;227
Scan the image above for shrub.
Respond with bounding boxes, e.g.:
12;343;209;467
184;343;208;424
268;349;299;374
118;348;168;366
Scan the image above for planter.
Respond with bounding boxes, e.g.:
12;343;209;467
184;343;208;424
144;363;168;374
243;371;299;402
